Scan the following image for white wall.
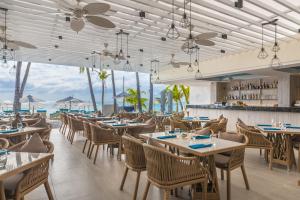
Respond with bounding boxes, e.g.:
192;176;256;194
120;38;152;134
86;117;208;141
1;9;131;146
189;81;215;105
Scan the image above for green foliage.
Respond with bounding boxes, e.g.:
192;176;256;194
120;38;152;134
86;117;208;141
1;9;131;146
79;66;85;74
166;85;183;104
180;84;190;104
125;88;148;110
98;70;110;80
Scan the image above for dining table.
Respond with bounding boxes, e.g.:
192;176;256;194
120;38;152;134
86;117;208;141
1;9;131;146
140;132;245;200
256;124;300;171
0;152;54;200
0;127;46;145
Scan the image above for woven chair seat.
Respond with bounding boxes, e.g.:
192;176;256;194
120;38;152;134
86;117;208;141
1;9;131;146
215;154;230;168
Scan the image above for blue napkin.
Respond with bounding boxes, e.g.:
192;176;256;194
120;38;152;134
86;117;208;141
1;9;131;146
286;126;300;129
169;130;175;134
199;116;209;119
0;149;8;155
0;129;18;134
157;135;177;139
257;124;272;127
189;143;213;149
192;135;210;140
183;117;193;120
284;123;291;126
112;124;127;127
263;127;281;131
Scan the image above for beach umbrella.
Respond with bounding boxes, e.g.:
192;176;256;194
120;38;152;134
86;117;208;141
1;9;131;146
20;95;44;113
56;96;84;110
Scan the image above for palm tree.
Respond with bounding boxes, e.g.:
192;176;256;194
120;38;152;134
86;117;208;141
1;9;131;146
98;70;110;112
125;88;148;111
79;67;97;111
148;73;154;113
166;85;183;112
19;62;31;98
13;62;22;113
180;84;190;105
135;72;142;113
111;69;117;114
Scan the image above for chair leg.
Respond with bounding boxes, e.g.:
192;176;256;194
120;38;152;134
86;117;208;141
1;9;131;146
117;142;121;161
259;148;262;156
202;179;208;200
241;165;250;190
163;190;170;200
226;170;231;200
44;180;54;200
82;139;88;153
133;171;141;200
89;144;95;159
142;180;151;200
269;149;273;170
93;145;100;164
298;147;300;173
221;169;224;180
120;167;129;190
87;141;92;156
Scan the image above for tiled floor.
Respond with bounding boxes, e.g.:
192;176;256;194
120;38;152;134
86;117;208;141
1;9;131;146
26;129;300;200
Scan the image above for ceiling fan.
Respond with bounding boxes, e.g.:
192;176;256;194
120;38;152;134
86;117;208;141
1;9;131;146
181;32;217;51
168;54;189;68
55;0;116;32
0;27;37;50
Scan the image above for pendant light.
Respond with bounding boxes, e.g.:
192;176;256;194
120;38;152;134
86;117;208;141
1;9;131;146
1;8;10;68
257;24;268;59
187;51;193;72
194;46;202;79
270;22;281;69
180;0;189;28
182;1;195;55
272;24;280;52
166;0;180;40
113;33;121;65
123;33;132;71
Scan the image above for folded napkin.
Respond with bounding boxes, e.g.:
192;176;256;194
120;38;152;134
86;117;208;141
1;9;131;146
263;127;281;131
286;126;300;129
199;116;209;119
189;143;213;149
183;117;193;120
257;124;272;127
157;135;177;139
105;120;117;123
128;121;137;124
112;124;127;127
284;123;291;126
0;129;18;134
0;149;8;156
192;135;210;140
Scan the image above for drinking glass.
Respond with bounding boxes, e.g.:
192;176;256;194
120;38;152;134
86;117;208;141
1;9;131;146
164;125;171;134
0;153;7;169
17;123;23;130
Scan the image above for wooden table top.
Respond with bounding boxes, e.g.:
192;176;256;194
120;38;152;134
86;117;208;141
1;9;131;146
0;152;53;180
181;118;210;123
105;122;148;129
140;132;245;157
0;127;46;138
256;126;300;135
0;118;38;124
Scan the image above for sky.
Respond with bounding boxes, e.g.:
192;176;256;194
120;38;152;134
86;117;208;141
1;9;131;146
0;62;166;111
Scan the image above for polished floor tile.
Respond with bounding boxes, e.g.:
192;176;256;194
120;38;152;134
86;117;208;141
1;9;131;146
25;129;300;200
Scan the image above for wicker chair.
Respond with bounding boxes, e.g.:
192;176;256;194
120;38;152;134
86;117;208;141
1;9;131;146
61;113;69;135
120;135;146;200
157;117;171;131
170;118;191;132
89;123;121;164
68;117;84;144
8;140;54;153
142;144;208;200
0;138;9;149
292;136;300;172
215;132;249;200
82;121;92;156
236;124;273;169
4;155;54;200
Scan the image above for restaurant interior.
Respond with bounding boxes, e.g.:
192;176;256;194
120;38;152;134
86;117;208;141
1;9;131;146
0;0;300;199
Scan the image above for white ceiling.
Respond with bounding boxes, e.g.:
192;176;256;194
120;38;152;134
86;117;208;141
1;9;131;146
1;0;300;73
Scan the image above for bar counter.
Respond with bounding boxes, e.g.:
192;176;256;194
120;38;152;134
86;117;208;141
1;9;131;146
187;104;300;113
187;104;300;131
